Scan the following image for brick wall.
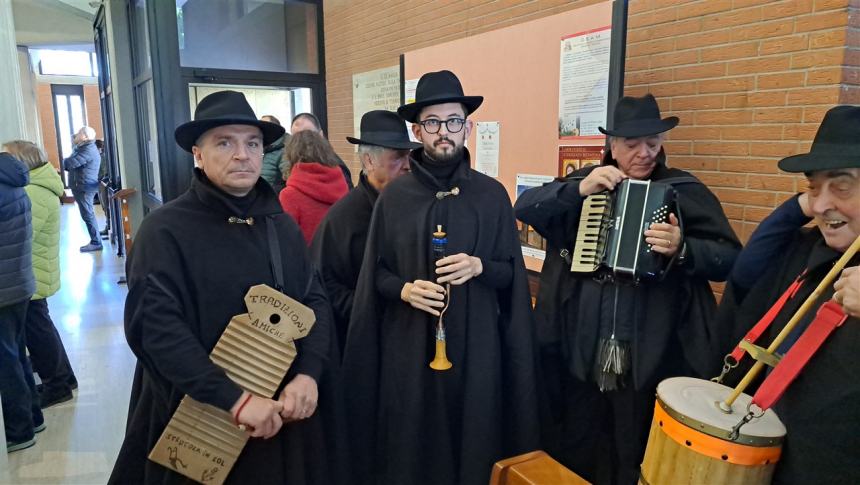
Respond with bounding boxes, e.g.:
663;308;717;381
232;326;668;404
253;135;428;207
323;0;859;241
625;0;859;243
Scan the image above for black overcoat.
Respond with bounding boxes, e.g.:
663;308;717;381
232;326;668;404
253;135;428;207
343;149;540;485
310;173;378;354
717;229;860;484
109;170;347;484
515;151;741;389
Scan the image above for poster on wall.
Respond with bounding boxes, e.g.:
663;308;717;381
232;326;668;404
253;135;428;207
352;66;401;138
403;79;420;141
516;174;555;260
558;25;612;140
475;121;500;177
558;145;604;177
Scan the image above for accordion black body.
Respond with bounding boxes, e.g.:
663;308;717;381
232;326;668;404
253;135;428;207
571;179;678;283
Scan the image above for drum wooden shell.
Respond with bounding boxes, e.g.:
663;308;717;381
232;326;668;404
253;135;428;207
640;378;785;485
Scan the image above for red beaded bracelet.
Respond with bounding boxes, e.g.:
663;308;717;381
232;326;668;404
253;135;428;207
233;393;253;426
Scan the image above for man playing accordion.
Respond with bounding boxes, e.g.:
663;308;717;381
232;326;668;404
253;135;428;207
515;94;740;484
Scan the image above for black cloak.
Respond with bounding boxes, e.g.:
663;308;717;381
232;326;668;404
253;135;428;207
109;170;347;484
717;229;860;484
515;151;741;389
343;149;540;485
310;172;378;354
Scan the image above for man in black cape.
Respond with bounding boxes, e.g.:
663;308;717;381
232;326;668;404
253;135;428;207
515;94;740;484
717;106;860;484
109;91;346;484
343;70;540;485
310;109;420;354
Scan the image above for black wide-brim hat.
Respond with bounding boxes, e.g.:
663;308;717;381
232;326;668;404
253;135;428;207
397;70;483;123
346;110;422;150
779;105;860;173
598;93;679;138
175;90;285;153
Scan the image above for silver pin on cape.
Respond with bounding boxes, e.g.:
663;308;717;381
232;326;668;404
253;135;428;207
227;216;255;225
435;187;460;200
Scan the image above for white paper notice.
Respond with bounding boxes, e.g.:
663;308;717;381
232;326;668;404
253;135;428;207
403;79;420;141
475;122;500;177
558;26;612;139
516;173;555;261
352;66;401;138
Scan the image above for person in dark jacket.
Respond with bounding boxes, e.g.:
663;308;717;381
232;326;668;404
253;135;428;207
515;94;740;484
259;115;290;193
289;112;354;189
0;152;45;452
343;70;540;485
4;140;77;409
278;130;349;244
62;126;102;252
108;91;346;484
310;109;420;354
717;105;860;485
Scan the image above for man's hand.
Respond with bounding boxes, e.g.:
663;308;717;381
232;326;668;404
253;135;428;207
644;213;682;257
231;392;283;439
401;280;446;316
834;266;860;318
279;374;319;422
436;253;482;285
579;166;627;197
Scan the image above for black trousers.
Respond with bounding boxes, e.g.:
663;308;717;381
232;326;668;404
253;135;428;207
25;298;74;390
542;350;654;485
0;300;43;443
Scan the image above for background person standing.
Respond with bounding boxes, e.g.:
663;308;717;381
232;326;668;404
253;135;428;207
62;126;102;252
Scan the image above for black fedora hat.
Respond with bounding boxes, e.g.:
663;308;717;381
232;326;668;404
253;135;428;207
346;110;422;150
397;70;483;123
779;105;860;173
598;93;679;138
174;91;285;153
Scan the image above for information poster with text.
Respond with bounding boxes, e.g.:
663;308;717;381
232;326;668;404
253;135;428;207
352;66;401;139
558;25;611;140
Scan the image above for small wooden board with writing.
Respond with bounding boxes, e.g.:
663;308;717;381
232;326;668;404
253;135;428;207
148;285;315;484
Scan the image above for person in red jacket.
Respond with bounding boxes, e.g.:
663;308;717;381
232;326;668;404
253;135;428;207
278;130;349;244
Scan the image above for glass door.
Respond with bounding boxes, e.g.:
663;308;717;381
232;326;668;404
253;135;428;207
51;84;87;188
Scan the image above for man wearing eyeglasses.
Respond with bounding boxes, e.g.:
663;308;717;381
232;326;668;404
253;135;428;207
343;70;540;485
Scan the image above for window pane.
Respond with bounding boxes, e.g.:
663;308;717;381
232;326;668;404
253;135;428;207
70;95;86;133
38;50;96;76
177;0;318;74
188;84;310;136
132;0;152;75
56;95;72;159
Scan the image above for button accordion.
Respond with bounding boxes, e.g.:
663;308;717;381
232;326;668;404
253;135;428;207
571;178;678;282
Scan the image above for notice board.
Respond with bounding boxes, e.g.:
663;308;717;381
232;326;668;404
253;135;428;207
402;1;618;271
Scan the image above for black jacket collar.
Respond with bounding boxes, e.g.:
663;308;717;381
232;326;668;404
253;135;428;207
190;168;282;218
408;147;473;191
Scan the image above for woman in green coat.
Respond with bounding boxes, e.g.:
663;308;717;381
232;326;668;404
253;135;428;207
3;141;77;408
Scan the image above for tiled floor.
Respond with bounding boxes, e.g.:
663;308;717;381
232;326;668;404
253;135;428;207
4;204;135;484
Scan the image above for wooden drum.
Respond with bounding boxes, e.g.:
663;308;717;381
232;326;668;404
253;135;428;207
640;377;785;485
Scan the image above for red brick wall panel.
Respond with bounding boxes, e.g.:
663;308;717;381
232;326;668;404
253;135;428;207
324;0;858;243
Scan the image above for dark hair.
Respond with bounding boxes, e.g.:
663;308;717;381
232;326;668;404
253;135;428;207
291;112;322;131
94;139;104;150
261;115;281;126
283;130;339;173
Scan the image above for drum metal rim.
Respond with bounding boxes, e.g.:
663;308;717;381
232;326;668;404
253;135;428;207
656;396;784;447
652;400;782;467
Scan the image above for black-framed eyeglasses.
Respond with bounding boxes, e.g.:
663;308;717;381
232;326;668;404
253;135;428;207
417;118;466;134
